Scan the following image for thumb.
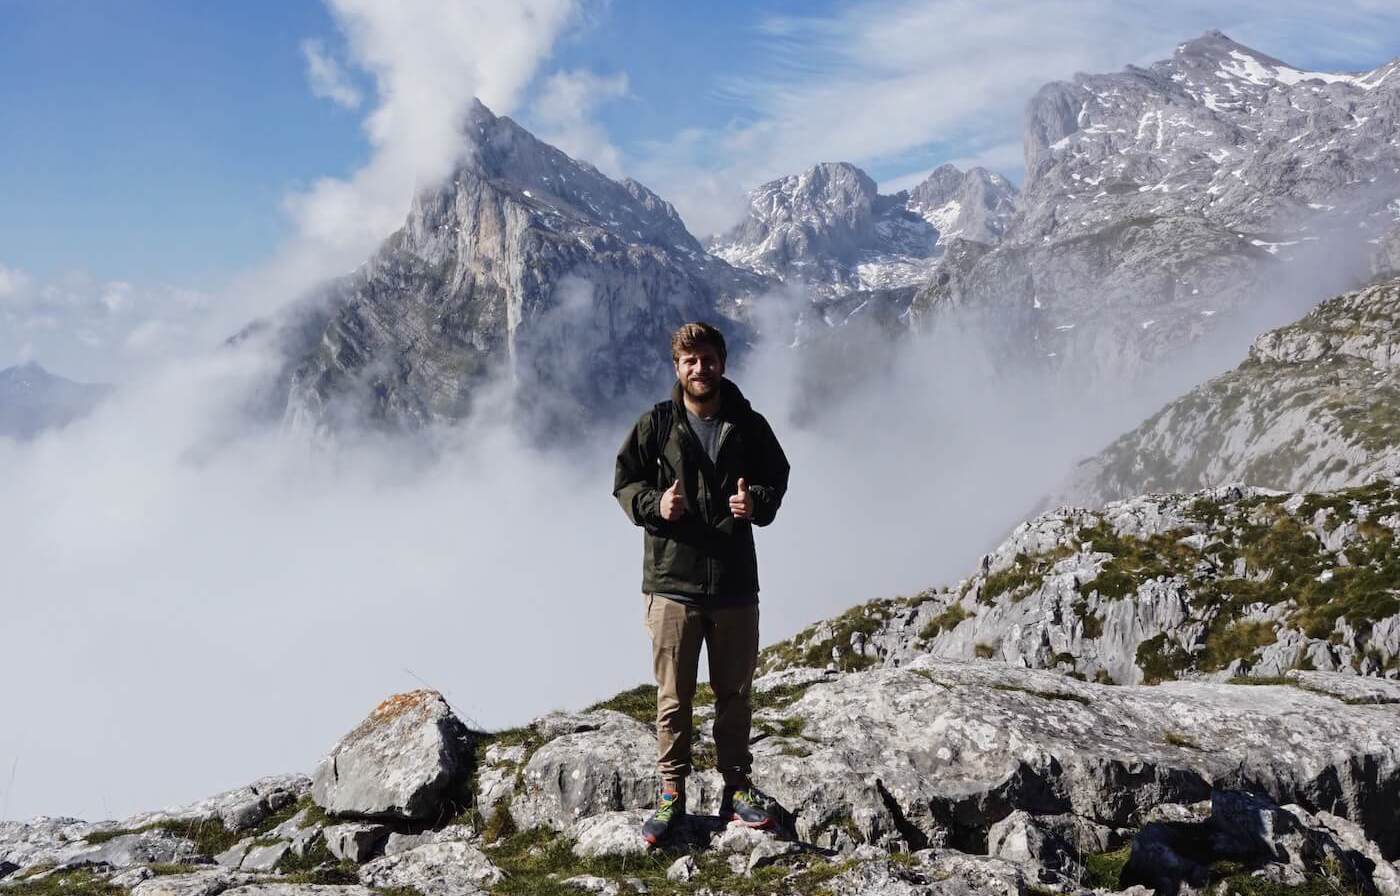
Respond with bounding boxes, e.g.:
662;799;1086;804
670;478;681;493
737;477;748;493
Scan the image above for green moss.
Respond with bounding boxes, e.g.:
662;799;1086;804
919;602;971;640
1164;731;1201;749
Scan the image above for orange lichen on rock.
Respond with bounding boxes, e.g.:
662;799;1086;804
372;689;442;721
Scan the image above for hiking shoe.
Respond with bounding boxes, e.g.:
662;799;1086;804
641;789;685;845
724;786;775;829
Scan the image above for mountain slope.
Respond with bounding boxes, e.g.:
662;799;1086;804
913;30;1400;377
1049;276;1400;508
0;362;108;439
763;479;1400;687
710;162;1016;297
272;100;769;432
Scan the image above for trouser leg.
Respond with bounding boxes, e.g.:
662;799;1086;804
706;602;760;789
645;593;703;787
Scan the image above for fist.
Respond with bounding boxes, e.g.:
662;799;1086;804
660;479;687;521
729;477;753;520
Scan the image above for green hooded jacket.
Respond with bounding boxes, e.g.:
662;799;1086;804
613;378;790;596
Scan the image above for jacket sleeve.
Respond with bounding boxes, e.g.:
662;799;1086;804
614;414;665;530
745;412;790;527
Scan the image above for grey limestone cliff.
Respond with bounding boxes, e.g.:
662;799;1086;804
270;100;767;433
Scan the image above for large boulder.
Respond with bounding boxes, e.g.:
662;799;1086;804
358;842;502;896
311;690;472;821
508;710;657;830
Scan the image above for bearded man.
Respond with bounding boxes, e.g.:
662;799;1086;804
613;321;791;844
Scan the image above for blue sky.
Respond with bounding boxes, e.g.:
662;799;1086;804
3;0;1400;380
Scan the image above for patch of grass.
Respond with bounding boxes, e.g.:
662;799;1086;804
1137;633;1192;685
587;684;660;725
1083;847;1132;890
1227;676;1292;686
1077;522;1197;600
758;598;896;673
1164;731;1201;749
274;834;335;874
979;547;1075;604
1201;620;1277;672
482;824;838;896
0;869;124;896
989;683;1091;705
973;642;997;659
919;602;971;640
751;681;817;712
482;798;518;845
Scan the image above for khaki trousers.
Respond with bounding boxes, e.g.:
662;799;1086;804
644;593;759;789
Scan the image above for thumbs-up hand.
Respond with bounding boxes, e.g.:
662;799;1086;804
660;478;688;521
729;477;753;520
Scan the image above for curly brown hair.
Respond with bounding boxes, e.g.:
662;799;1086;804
670;321;727;364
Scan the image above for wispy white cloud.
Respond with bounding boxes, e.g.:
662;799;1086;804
532;68;630;176
0;262;31;300
301;39;362;110
0;270;212;381
222;0;581;333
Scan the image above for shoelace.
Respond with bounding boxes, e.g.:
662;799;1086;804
654;791;680;821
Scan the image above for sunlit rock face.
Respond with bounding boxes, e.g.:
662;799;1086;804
913;30;1400;381
269;100;767;434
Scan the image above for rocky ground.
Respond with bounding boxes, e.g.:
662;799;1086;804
4;664;1398;896
761;479;1400;688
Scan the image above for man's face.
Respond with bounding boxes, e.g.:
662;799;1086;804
675;343;724;401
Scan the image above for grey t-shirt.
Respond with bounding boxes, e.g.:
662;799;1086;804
687;408;722;463
656;407;757;609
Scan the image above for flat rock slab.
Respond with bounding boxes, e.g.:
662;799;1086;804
60;830;198;869
223;887;376;896
1288;670;1400;704
753;659;1400;854
132;870;255;896
358;841;503;896
239;841;290;872
121;775;310;834
312;690;469;821
572;810;651;858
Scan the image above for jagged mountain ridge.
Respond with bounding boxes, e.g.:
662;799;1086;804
913;30;1400;379
272;100;769;432
709;161;1017;297
1048;276;1400;509
0;362;108;439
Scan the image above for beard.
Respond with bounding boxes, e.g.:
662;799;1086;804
681;376;719;401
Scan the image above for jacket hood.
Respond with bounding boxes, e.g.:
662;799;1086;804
670;376;753;420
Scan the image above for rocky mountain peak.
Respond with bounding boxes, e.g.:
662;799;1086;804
710;160;1016;297
447;99;700;254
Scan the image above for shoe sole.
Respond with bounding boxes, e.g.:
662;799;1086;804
727;813;775;829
